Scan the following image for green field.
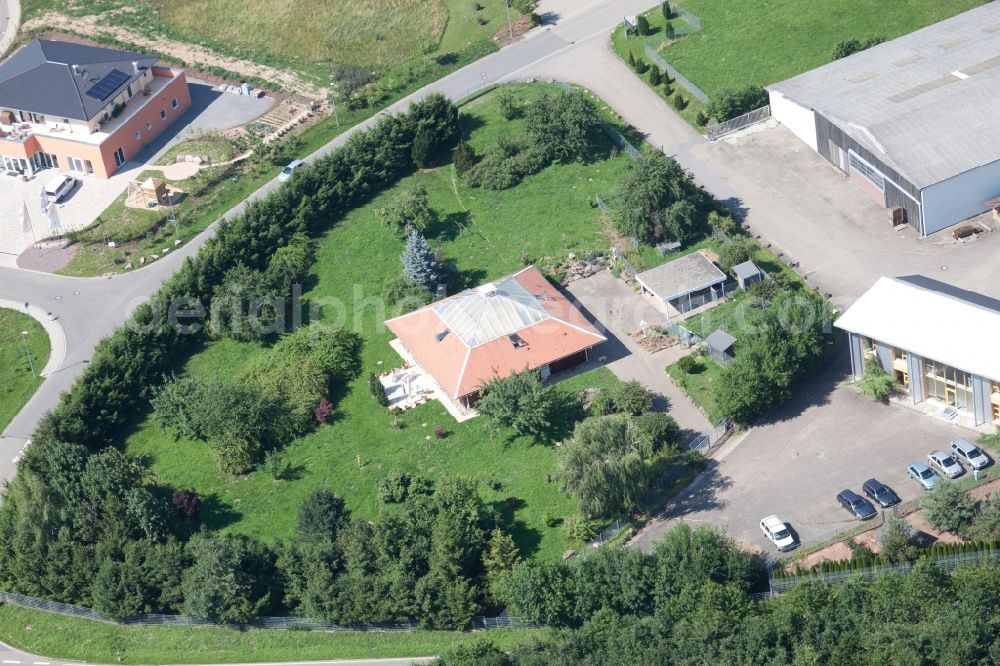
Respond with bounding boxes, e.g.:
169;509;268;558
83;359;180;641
0;604;547;664
665;354;724;423
613;0;983;101
125;84;633;561
22;0;515;82
0;309;49;432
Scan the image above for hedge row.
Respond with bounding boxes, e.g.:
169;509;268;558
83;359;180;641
774;539;1000;579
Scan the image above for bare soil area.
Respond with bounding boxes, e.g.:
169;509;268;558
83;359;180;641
23;13;327;101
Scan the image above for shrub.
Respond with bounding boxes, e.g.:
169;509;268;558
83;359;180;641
262;449;290;480
435;425;448;439
676;354;699;374
832;35;886;60
590;389;616;416
696;110;708;126
610;380;654;416
665;20;674;38
923;482;977;535
496;87;518;120
858;357;896;402
375;185;435;233
716;237;757;272
411;126;437;168
635;58;649;74
477;369;554;437
974;497;1000;540
378;470;431;504
453;140;477;175
627;50;636;69
648;66;662;87
383;274;432;313
707;86;768;122
297;490;348;540
172;488;200;520
564;514;602;543
523;90;600;163
369;373;388;406
662;1;671;18
314;397;333;424
878;516;920;563
672;94;687;110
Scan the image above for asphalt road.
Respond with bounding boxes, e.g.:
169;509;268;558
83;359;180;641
0;0;17;56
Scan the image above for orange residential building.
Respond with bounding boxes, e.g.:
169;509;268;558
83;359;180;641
386;266;607;408
0;39;191;179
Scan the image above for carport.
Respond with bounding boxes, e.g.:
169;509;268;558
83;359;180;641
635;250;728;315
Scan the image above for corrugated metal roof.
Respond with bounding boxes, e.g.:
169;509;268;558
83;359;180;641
0;40;158;121
767;3;1000;189
635;251;726;301
835;276;1000;381
432;273;550;347
732;260;764;281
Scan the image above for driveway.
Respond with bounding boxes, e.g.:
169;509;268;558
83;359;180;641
629;350;978;556
565;270;713;440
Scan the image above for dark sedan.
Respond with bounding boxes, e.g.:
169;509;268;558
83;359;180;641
837;489;878;520
862;478;900;508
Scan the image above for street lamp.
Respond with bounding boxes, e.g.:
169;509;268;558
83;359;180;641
20;330;36;378
504;0;515;40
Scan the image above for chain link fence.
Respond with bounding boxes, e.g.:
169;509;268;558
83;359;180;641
706;105;772;141
675;8;702;31
0;591;539;632
595;193;611;214
566;519;628;562
643;45;709;104
685;418;732;453
769;547;1000;595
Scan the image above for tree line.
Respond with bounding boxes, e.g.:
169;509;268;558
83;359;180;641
0;94;462;621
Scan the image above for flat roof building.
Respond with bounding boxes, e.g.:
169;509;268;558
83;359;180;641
767;3;1000;236
836;276;1000;427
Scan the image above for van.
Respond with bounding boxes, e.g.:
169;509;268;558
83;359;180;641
44;174;77;202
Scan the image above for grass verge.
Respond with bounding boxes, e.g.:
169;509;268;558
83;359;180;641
0;604;548;664
0;309;50;432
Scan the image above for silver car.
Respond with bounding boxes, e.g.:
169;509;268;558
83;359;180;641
950;438;990;470
907;461;940;490
928;450;963;479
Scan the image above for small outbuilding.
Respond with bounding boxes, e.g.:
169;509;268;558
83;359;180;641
732;260;765;290
704;329;737;367
635;250;727;315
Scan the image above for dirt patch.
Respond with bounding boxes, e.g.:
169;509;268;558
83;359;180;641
630;326;677;353
492;16;535;48
23;13;328;102
797;541;853;570
17;241;77;273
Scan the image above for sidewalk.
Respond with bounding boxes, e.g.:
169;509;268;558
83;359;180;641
0;0;20;57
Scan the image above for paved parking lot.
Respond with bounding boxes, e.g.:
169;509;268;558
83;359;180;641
630;351;978;557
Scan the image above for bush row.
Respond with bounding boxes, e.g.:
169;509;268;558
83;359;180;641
775;539;1000;578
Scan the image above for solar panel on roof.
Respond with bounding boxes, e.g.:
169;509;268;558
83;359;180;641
85;69;130;101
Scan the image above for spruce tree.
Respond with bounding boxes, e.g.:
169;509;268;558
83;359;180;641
401;229;441;291
453;140;477;175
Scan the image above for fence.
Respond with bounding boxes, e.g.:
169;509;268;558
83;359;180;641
685;418;732;453
566;519;629;561
768;547;1000;595
595;193;611;214
670;280;738;315
643;45;709;104
0;590;540;632
675;8;702;31
706;105;772;141
663;322;700;347
598;118;641;159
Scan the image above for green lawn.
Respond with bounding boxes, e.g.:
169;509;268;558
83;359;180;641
126;84;633;562
0;604;547;664
613;0;982;111
0;309;50;432
665;354;724;423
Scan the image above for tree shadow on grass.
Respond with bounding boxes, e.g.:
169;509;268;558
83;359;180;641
424;210;468;243
458;112;486;138
490;497;543;558
540;388;587;444
198;492;244;531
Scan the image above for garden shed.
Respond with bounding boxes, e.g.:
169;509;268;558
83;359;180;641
635;250;728;315
704;329;737;367
732;260;765;290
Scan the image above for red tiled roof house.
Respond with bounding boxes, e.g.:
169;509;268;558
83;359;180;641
385;266;607;408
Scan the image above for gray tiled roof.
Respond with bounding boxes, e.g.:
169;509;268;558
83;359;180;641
767;3;1000;189
635;251;725;301
0;40;159;121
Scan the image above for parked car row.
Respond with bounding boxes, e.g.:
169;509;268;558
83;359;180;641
760;439;991;552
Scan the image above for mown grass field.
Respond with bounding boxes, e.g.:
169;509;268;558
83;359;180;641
23;0;513;81
125;84;633;562
0;604;548;664
0;309;49;432
613;0;983;99
665;354;724;423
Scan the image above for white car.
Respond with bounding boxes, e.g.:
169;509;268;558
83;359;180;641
760;515;797;552
43;174;77;202
950;438;990;471
278;158;305;182
928;450;963;479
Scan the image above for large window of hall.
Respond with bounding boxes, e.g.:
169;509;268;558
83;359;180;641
924;359;973;410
